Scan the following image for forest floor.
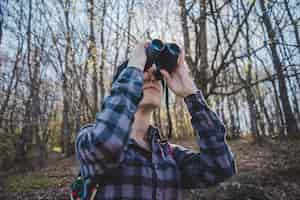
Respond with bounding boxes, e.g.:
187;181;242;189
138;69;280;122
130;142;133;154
1;136;300;200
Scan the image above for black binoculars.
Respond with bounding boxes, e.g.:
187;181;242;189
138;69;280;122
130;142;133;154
144;39;181;80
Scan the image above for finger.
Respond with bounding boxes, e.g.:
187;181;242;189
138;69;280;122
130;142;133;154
179;52;184;65
144;42;150;48
160;69;171;82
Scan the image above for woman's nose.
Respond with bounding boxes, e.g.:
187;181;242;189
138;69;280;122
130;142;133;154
144;65;156;81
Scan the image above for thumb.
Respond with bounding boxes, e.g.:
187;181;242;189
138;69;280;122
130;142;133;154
160;69;171;82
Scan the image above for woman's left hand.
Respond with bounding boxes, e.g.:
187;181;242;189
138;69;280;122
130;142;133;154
160;52;198;98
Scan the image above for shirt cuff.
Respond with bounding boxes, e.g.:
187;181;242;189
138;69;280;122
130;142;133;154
112;65;144;104
126;66;143;73
183;90;208;114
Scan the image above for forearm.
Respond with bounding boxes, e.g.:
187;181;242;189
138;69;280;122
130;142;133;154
76;66;144;176
174;90;236;188
184;90;228;150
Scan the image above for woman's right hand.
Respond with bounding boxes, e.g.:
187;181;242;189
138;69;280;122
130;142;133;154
127;42;148;71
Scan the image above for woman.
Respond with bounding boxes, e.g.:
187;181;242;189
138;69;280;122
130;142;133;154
75;42;236;200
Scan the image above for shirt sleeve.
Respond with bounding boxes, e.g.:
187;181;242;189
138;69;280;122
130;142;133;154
170;90;236;189
75;66;144;177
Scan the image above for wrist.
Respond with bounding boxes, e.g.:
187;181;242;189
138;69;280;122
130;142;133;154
182;82;198;98
183;89;197;98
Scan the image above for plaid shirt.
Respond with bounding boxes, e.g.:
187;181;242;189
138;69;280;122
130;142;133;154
76;66;236;200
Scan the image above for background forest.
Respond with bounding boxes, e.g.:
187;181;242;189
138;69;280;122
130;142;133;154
0;0;300;199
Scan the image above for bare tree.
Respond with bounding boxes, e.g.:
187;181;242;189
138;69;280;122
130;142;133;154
125;0;135;59
258;0;298;137
88;0;98;115
99;0;107;111
60;0;73;156
0;0;7;46
15;0;34;163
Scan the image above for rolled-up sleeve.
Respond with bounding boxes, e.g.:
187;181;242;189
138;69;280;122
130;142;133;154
75;66;144;177
171;90;236;189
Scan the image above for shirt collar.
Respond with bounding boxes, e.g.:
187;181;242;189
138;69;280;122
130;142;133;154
128;125;163;145
146;124;163;143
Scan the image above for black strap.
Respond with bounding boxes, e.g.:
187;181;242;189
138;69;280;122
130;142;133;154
161;79;172;140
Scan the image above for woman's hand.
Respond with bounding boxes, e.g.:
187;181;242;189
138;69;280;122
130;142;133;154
127;42;148;71
160;53;198;98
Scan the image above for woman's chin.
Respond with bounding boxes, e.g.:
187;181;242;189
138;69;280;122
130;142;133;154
138;100;160;110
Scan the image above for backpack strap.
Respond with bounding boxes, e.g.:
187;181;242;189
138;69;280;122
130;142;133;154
70;172;101;200
166;143;174;158
158;140;174;158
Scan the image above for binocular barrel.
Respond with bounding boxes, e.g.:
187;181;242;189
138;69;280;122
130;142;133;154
145;39;181;79
145;39;164;66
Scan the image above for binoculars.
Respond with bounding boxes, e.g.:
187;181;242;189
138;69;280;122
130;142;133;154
144;39;181;80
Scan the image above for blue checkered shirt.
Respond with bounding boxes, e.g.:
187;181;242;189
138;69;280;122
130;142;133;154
76;66;236;200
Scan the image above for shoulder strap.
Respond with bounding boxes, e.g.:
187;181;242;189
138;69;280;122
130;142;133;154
70;171;102;200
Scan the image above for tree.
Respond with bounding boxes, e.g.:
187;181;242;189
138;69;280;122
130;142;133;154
258;0;299;137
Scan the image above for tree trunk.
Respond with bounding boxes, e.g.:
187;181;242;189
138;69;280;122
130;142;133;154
227;96;236;137
15;100;31;162
15;0;33;163
287;73;300;122
0;0;5;47
112;1;120;84
125;0;134;59
178;0;193;68
179;0;209;96
263;65;284;135
258;0;298;137
0;53;19;127
99;0;106;111
197;0;209;96
62;77;72;156
232;95;241;136
257;87;275;136
87;0;98;116
245;87;260;139
61;0;72;157
283;0;300;55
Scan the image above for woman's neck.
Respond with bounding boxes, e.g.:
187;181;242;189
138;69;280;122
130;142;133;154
130;108;153;142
